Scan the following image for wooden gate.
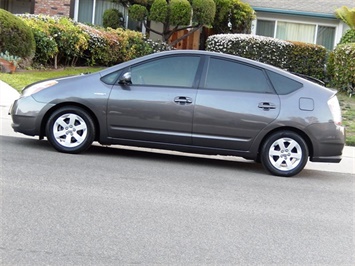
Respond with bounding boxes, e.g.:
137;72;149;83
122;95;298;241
169;29;200;50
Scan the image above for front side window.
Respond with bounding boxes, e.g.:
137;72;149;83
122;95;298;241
205;58;273;93
130;56;201;88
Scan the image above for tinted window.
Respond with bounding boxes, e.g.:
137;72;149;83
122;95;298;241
205;58;273;93
130;56;200;87
267;70;303;95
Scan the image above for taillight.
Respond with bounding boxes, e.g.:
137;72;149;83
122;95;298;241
327;95;342;125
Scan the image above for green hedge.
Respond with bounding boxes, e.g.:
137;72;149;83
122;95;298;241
206;34;326;81
16;14;171;67
288;41;326;81
339;29;355;44
0;9;35;59
330;43;355;92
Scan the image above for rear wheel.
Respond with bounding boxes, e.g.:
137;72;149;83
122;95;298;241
261;131;308;177
45;106;95;153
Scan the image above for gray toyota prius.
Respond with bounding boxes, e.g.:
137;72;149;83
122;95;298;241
9;50;345;177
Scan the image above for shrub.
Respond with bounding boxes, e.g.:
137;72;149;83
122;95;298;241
0;9;35;59
18;15;89;66
206;34;293;69
48;17;89;66
288;41;326;81
206;34;327;81
79;24;171;66
79;23;125;66
15;14;171;68
103;9;124;29
339;29;355;44
331;43;355;92
19;14;58;66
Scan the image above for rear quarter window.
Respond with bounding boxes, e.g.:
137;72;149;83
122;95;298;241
267;70;303;95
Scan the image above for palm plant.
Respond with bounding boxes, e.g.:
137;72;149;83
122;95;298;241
335;6;355;29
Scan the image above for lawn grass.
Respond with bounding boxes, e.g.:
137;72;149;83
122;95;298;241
338;93;355;146
1;67;354;146
0;67;104;91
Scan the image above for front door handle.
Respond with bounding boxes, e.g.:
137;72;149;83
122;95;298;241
174;96;193;105
258;102;276;110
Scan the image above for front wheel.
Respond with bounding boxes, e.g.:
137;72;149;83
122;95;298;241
260;131;309;177
45;106;95;153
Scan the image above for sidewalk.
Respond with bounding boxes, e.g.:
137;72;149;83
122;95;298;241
0;79;20;107
0;79;354;174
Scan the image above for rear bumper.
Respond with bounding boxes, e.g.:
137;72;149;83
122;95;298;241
307;123;345;163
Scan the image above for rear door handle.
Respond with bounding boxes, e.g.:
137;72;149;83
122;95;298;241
174;96;193;105
258;102;276;110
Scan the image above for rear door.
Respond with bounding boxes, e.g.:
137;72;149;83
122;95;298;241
107;55;202;145
193;56;280;151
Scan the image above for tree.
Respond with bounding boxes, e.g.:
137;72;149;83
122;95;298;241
103;9;124;29
116;0;216;45
213;0;255;34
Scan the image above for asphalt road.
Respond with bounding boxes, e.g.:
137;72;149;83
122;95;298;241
1;106;354;265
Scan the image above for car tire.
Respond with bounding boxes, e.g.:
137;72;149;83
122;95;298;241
45;106;95;153
260;131;309;177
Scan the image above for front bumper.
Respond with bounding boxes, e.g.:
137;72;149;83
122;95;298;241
10;96;52;137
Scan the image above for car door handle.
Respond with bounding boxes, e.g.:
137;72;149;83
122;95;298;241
174;96;193;105
258;102;276;110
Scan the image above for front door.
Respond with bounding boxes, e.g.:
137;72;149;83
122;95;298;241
107;55;202;145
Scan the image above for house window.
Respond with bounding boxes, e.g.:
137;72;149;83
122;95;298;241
76;0;125;26
276;21;315;44
1;0;33;14
78;0;93;24
256;20;275;37
317;26;335;51
256;19;336;50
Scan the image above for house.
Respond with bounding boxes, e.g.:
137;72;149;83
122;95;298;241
244;0;354;49
2;0;353;50
0;0;140;30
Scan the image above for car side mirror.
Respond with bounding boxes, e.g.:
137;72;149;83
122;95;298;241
119;72;132;85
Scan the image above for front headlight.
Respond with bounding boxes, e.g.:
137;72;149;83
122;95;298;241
22;80;58;97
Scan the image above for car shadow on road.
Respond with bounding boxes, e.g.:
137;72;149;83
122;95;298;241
1;136;266;175
1;136;342;179
89;143;266;173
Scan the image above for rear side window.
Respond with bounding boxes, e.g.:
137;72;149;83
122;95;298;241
267;70;303;95
204;58;273;93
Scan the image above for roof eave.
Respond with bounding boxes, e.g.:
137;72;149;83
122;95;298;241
253;7;337;19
